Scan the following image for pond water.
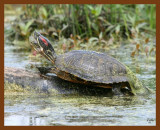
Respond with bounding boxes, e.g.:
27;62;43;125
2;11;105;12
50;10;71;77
4;42;156;126
4;11;156;126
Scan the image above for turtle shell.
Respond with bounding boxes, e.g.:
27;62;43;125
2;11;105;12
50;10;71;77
54;50;128;84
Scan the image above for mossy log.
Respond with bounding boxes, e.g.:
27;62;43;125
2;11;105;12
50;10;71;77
4;67;112;96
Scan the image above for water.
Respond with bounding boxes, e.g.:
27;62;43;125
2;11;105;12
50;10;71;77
4;94;155;126
4;7;156;126
4;45;31;69
4;43;156;126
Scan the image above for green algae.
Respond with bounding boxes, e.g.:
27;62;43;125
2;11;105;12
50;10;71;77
4;82;32;96
125;66;154;96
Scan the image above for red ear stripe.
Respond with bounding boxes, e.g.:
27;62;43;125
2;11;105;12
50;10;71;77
39;36;48;46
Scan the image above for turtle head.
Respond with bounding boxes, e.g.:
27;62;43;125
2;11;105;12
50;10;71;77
29;31;57;63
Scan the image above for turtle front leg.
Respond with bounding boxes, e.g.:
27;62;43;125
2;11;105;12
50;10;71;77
36;66;58;76
36;66;58;80
36;67;52;75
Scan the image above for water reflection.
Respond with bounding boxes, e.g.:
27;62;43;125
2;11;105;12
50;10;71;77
4;93;156;126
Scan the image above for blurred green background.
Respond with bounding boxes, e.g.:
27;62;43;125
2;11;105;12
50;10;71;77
4;4;156;56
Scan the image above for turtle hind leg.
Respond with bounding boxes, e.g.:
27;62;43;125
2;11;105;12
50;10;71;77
112;84;123;96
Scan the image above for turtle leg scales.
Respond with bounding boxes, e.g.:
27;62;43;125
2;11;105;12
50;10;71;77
36;67;52;75
112;84;123;96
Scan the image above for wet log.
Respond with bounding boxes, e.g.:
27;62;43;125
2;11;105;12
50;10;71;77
4;67;111;96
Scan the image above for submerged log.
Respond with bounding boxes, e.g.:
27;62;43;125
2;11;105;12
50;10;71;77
4;67;112;96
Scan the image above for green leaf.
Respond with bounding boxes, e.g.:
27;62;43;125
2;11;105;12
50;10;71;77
24;20;34;33
137;22;147;29
40;6;48;19
105;25;115;33
91;23;99;32
89;37;99;43
95;5;102;16
61;24;68;32
115;25;120;34
99;32;103;39
87;5;94;11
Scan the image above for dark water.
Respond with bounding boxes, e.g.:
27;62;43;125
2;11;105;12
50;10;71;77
4;42;156;126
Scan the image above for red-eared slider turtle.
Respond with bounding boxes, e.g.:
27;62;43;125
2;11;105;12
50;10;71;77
29;31;151;95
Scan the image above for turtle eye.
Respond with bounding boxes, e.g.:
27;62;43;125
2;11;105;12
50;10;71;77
39;36;48;46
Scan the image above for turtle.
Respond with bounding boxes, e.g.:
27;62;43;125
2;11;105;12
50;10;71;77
29;31;151;95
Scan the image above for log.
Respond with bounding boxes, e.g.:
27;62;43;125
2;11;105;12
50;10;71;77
4;67;112;96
